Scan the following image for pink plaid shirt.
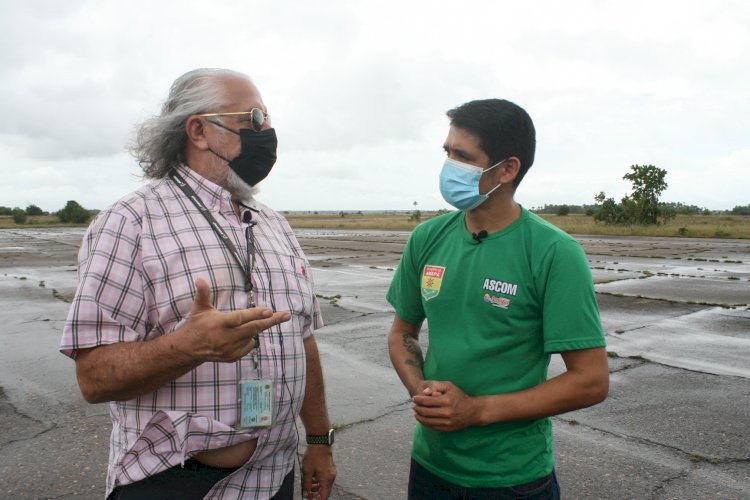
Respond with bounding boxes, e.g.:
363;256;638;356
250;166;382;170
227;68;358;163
61;165;322;499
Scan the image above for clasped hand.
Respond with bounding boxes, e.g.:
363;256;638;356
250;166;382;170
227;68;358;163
411;380;479;432
183;278;291;362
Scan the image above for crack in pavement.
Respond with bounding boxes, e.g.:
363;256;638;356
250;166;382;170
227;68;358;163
334;401;412;431
597;290;746;308
319;311;374;327
0;391;59;448
608;354;750;381
650;469;690;498
608;359;648;374
330;485;367;500
554;416;747;463
0;416;58;449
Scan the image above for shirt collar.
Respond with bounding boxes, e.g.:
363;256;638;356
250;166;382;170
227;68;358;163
175;164;234;214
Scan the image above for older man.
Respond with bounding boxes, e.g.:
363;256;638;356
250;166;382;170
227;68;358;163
61;69;336;500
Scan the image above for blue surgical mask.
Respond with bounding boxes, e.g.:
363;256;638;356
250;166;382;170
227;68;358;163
439;157;506;211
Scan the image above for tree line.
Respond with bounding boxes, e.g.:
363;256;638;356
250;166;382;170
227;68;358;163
532;164;749;223
3;168;749;228
0;201;96;225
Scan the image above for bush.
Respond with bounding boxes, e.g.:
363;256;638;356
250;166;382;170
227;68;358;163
593;192;626;224
57;200;91;224
12;209;27;224
25;204;44;216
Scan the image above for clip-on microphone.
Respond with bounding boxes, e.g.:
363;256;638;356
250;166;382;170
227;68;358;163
242;210;257;227
471;230;488;243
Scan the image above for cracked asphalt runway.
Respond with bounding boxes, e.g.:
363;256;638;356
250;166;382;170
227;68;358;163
0;228;748;499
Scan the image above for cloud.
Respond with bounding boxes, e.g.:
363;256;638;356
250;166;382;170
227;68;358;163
0;148;141;212
0;0;748;211
262;138;445;210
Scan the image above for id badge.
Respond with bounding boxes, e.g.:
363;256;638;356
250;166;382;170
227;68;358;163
240;379;274;427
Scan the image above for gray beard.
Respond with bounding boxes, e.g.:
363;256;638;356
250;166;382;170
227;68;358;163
226;170;259;205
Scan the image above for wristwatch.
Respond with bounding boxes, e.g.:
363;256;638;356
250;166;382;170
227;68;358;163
306;428;335;446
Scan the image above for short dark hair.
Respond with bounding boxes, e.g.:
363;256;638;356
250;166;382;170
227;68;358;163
447;99;536;188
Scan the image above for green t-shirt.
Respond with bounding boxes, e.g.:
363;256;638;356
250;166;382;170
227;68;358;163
386;207;605;488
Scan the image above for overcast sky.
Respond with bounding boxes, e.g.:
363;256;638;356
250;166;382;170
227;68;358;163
1;0;748;212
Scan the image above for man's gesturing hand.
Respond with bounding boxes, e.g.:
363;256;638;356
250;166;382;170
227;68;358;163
183;278;291;362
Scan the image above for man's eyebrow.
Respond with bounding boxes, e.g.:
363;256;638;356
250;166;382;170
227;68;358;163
444;145;473;160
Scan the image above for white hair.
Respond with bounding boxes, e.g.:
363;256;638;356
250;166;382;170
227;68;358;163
226;170;259;204
129;68;252;179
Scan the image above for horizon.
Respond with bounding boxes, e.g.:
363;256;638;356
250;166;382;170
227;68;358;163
3;202;747;215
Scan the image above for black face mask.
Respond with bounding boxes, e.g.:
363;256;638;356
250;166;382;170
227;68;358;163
208;122;278;186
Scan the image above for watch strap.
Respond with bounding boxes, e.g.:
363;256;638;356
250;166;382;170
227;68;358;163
306;429;334;446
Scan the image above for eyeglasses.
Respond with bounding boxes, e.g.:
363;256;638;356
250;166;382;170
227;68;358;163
196;108;270;132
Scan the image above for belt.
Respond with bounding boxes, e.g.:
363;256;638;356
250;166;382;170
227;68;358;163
182;458;240;474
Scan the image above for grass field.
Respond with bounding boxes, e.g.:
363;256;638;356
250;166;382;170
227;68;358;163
2;212;749;239
284;212;750;239
0;215;83;229
540;213;750;239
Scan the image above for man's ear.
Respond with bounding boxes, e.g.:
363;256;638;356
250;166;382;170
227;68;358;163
185;116;210;151
499;157;521;185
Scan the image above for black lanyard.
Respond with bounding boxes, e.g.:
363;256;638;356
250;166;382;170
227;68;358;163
169;171;254;296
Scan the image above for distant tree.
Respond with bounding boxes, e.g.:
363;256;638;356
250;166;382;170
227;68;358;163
408;201;421;222
533;204;589;215
0;206;13;216
730;204;750;216
12;208;27;224
57;200;91;224
25;204;44;216
622;164;668;225
593;192;626;224
556;204;570;216
658;202;706;215
594;165;669;225
657;203;676;225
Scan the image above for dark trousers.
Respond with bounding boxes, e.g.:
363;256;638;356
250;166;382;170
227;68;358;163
408;458;561;500
108;459;295;500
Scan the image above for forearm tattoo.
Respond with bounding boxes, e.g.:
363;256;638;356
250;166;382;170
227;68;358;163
402;333;424;370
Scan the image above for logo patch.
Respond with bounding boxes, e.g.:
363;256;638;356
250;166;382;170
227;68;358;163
481;276;517;310
481;278;518;296
421;265;446;301
484;293;510;309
